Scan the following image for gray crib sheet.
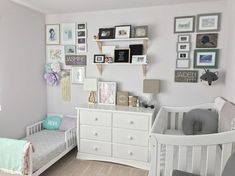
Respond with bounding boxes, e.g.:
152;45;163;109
23;130;66;172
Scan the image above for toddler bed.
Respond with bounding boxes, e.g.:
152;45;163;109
148;97;235;176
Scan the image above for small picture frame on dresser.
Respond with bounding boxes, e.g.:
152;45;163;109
98;82;117;105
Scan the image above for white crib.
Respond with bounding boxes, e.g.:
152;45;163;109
149;97;235;176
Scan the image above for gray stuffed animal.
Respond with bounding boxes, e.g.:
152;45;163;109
200;69;218;86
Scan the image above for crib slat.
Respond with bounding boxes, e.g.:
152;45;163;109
165;145;174;176
191;146;201;174
205;145;216;176
178;112;184;130
220;143;232;175
178;146;187;171
171;112;176;130
157;143;162;176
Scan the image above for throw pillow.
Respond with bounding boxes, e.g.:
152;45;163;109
43;116;62;130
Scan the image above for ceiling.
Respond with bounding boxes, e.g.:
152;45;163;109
11;0;221;14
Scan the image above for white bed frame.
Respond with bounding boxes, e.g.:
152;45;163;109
149;97;235;176
26;115;77;176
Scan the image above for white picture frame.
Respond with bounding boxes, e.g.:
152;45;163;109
46;45;65;63
177;43;190;52
178;35;190;42
102;46;116;58
71;67;85;84
65;45;76;55
77;44;87;53
178;52;189;59
174;16;195;33
46;24;60;45
176;59;190;68
98;82;117;105
60;23;76;45
197;13;221;32
131;55;147;64
115;25;131;39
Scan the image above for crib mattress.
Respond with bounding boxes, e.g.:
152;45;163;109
23;130;66;172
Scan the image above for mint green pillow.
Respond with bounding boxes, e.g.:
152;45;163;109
43;116;62;130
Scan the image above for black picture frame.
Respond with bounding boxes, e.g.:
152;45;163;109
94;54;105;63
98;28;115;39
114;49;130;63
129;44;143;62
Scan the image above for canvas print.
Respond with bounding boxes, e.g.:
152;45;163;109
196;33;218;48
194;49;219;68
46;24;60;45
98;82;117;105
47;45;65;63
60;23;76;45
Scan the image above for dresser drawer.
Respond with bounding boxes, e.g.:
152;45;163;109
80;110;112;127
113;128;148;146
80;125;111;142
113;144;148;162
80;139;111;157
113;113;149;131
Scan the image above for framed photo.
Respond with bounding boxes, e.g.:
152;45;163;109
194;49;219;68
60;23;76;45
132;26;148;38
77;23;86;30
46;24;60;45
197;13;221;32
77;30;86;38
132;55;147;64
78;38;86;44
176;59;190;68
177;43;190;52
46;45;65;63
178;35;190;42
94;54;105;63
102;46;115;58
65;55;87;66
178;52;189;59
174;16;195;33
71;67;85;84
77;44;87;53
98;82;117;105
175;70;198;83
98;28;115;39
196;33;218;48
65;45;76;55
117;91;129;106
105;57;113;63
114;48;130;63
115;25;131;39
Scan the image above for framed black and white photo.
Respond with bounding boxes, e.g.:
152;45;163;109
196;33;218;48
71;67;85;84
178;35;190;42
115;25;131;39
46;24;60;45
178;52;189;59
177;43;190;52
132;26;148;38
98;28;115;39
77;30;86;38
132;55;147;64
194;49;219;68
197;13;221;32
65;45;76;55
94;54;105;63
60;23;76;45
77;23;86;30
114;48;130;63
78;38;86;44
176;59;190;69
77;44;87;53
174;16;195;33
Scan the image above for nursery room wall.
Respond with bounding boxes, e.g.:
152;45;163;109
46;0;228;115
0;0;46;138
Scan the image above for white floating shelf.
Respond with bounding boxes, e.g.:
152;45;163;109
93;38;149;42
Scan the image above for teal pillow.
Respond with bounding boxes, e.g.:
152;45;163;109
43;116;62;130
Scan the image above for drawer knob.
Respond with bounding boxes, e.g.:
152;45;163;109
94;117;98;121
93;132;98;136
129;120;134;125
128;136;133;140
128;151;133;156
93;146;98;151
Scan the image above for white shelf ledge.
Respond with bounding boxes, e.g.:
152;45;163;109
93;38;149;42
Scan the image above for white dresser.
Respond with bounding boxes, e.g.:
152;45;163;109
76;104;154;169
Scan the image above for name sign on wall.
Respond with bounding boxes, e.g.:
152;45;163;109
175;70;198;83
65;55;87;66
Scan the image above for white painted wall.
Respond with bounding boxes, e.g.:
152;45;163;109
46;1;228;115
0;0;46;138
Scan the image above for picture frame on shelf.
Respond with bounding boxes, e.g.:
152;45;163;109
65;45;76;55
178;35;190;42
98;28;115;39
132;26;148;38
98;82;117;105
131;55;147;64
129;44;143;61
194;49;219;68
102;45;116;58
178;52;189;59
176;59;190;69
197;13;221;32
71;67;85;84
177;43;190;52
60;23;76;45
77;30;86;38
46;45;65;63
174;16;195;33
104;57;114;63
114;48;130;63
115;25;131;39
196;33;218;48
94;54;105;63
77;23;86;30
77;44;87;53
46;24;60;45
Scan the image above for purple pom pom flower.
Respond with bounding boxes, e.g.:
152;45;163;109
44;72;59;86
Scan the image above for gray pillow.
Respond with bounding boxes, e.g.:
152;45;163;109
172;170;199;176
182;109;218;135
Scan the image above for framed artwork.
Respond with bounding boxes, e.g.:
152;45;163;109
114;48;130;63
115;25;131;39
46;24;60;45
177;43;190;52
178;35;190;42
60;23;76;45
132;55;147;64
102;46;116;58
197;13;221;32
194;49;219;68
77;23;86;30
196;33;218;48
98;28;115;39
65;45;76;55
174;16;195;33
98;82;117;105
71;67;85;84
176;59;190;68
65;55;87;66
132;26;148;38
117;91;129;106
104;57;113;63
178;52;189;59
77;44;87;53
46;45;65;63
175;70;198;83
94;54;105;63
78;38;86;44
77;30;86;38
